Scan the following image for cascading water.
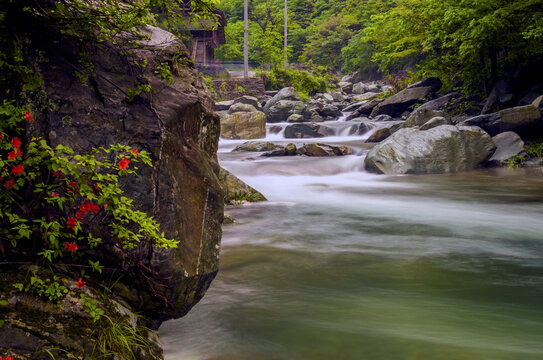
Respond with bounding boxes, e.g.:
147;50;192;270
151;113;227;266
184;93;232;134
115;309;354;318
160;111;543;360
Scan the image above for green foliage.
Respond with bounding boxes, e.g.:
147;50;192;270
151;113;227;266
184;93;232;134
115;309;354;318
23;275;69;305
257;67;335;99
91;315;152;360
81;294;106;322
225;191;266;205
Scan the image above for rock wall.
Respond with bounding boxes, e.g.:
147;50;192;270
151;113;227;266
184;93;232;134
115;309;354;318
1;26;223;358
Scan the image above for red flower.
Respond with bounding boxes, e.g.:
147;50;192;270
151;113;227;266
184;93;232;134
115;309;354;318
53;170;64;178
11;137;21;149
76;278;85;288
4;356;14;360
130;148;139;156
51;191;59;197
11;165;24;176
23;110;34;122
64;242;78;252
8;148;22;160
66;217;77;230
5;179;14;188
94;183;100;191
75;211;84;220
118;157;130;170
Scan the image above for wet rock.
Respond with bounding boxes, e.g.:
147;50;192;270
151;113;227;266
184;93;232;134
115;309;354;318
220;167;267;203
233;95;263;111
364;125;496;174
346;99;384;120
268;125;283;134
373;114;394;122
223;214;238;225
349;121;372;136
404;108;448;128
215;100;234;111
351;92;379;102
233;141;285;152
371;85;436;118
287;114;306;123
284;123;332;138
406;77;442;93
264;100;308;123
462;105;542;137
228;103;258;113
338;81;353;93
419;116;450;131
331;91;345;102
221;111;267;139
343;101;367;112
365;127;391;143
353;82;369;94
285;143;298;155
319;104;342;118
489;132;525;161
297;143;352;156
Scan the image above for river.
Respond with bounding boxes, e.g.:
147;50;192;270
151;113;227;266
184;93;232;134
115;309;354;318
160;118;543;360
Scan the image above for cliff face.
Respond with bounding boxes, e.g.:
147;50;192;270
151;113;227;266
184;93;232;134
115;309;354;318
1;26;223;358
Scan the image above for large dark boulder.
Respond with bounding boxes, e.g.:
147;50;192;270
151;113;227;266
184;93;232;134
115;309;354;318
284;123;334;138
32;25;223;324
370;85;436;118
364;125;496;174
463;105;542;137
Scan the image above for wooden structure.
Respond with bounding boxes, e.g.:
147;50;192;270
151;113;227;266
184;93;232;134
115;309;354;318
180;4;226;65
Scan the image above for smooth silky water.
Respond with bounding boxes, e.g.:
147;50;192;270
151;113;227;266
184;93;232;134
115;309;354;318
160;125;543;360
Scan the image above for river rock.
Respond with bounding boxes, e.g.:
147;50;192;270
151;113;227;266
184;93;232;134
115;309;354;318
220;167;266;203
343;101;367;112
462;105;542;137
297;143;352;156
373;114;394;122
233;95;262;111
264;100;308;123
221;111;267;139
286;114;305;123
285;143;298;155
349;121;372;136
284;123;329;138
215;100;234;111
351;92;379;102
228;102;258;113
365;127;391;143
268;125;283;134
370;85;436;118
332;91;345;102
320;104;343;118
489;132;525;161
364;125;496;174
419;116;450;130
347;99;384;120
353;82;369;94
404;108;448;128
338;81;353;93
233;141;284;152
406;77;442;93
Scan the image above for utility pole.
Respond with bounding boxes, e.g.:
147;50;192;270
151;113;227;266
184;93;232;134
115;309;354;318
284;0;287;68
244;0;248;78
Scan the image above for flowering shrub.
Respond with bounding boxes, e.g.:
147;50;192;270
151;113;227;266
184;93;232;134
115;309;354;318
0;100;177;317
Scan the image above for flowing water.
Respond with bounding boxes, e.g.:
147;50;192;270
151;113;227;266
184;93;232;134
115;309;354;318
160;117;543;360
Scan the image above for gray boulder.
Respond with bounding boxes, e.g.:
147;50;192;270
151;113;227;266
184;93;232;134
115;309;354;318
373;114;394;122
489;132;525;161
284;123;333;138
338;81;353;93
233;95;263;111
463;105;542;137
286;114;306;123
220;168;267;204
365;127;391;143
364;125;496;174
215;100;234;111
319;104;343;118
351;92;379;102
371;86;435;118
264;100;308;123
228;103;258;113
343;101;367;112
353;82;369;94
233;141;285;152
221;111;267;139
298;143;352;156
404;108;448;128
346;99;384;120
419;116;450;131
406;77;442;93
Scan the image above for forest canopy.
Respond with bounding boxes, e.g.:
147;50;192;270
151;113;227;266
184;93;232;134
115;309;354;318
216;0;543;93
